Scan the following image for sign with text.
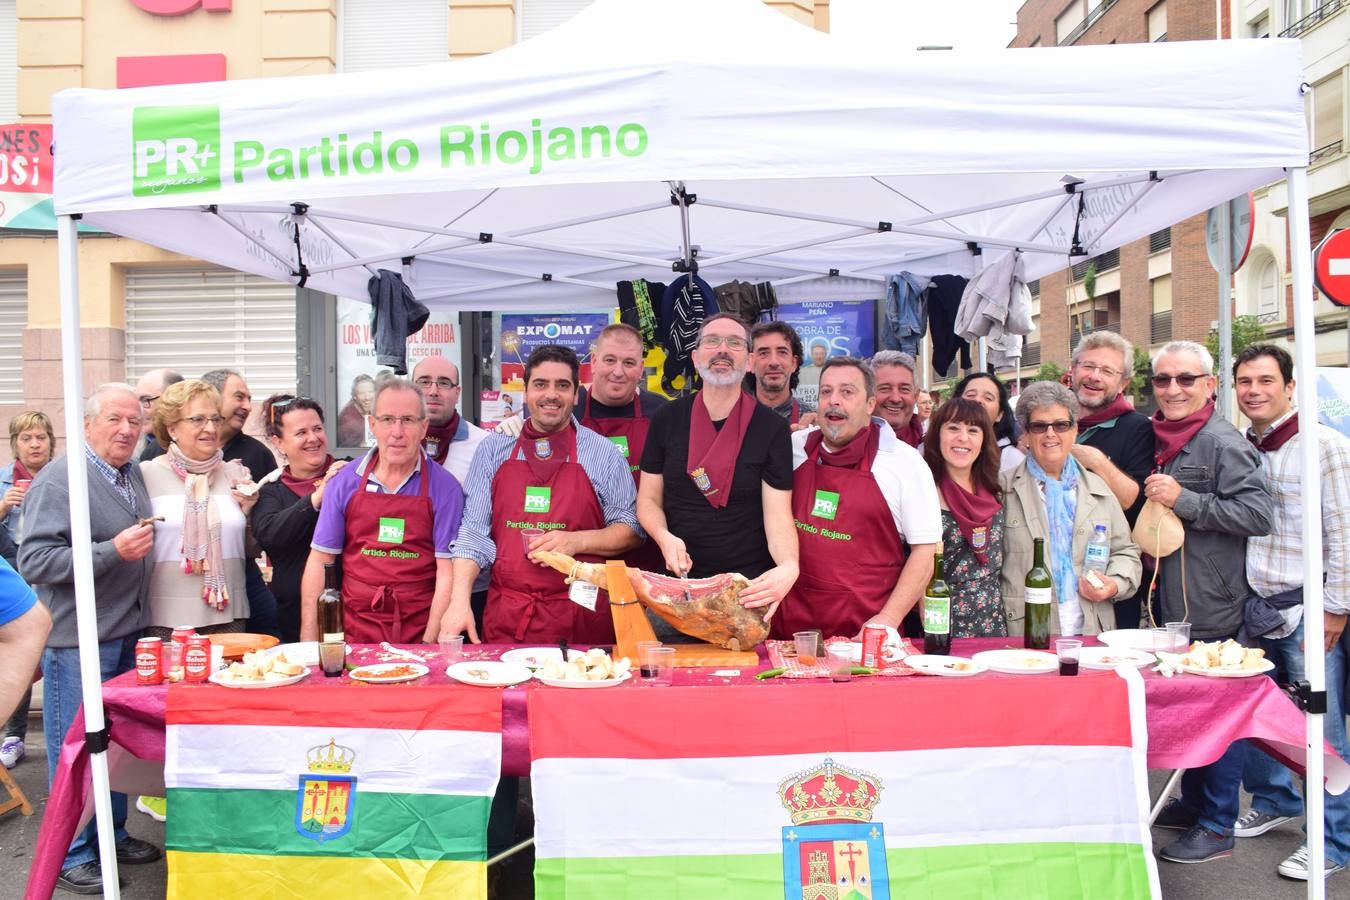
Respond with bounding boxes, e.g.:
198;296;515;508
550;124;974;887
334;296;462;448
499;313;609;389
0;124;53;229
777;300;876;407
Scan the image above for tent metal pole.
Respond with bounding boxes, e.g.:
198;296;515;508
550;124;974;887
303;216;384;279
698;227;876;268
56;213;122;899
673;181;694;271
1287;163;1327;900
1216;200;1234;421
1080;179;1161;251
210;209;302;274
718;258;886;282
303;238;481;277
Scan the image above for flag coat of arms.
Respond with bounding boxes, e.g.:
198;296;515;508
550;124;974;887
530;672;1159;899
165;684;501;898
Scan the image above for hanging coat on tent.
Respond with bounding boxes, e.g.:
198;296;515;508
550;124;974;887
884;272;930;355
954;251;1033;369
368;269;430;375
661;273;717;396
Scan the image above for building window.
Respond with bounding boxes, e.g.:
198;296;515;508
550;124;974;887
1311;70;1345;162
518;0;596;42
1150;274;1172;345
1256;255;1281;320
1147;1;1167;41
0;0;14;122
1248;13;1270;37
0;270;24;404
340;0;449;72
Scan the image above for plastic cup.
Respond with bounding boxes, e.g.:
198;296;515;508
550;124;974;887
793;631;821;668
520;528;546;556
648;647;676;686
1165;621;1191;653
1151;627;1173;653
439;635;464;665
1055;639;1083;676
636;641;662;679
827;645;854;683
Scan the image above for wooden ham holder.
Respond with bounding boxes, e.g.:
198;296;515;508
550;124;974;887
605;560;759;668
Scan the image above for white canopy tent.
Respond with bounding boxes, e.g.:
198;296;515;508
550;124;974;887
45;0;1332;897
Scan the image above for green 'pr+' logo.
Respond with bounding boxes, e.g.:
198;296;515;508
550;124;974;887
811;490;840;521
608;435;630;458
524;486;551;514
132;106;221;197
377;517;405;544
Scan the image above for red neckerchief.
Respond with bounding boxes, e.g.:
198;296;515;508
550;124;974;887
895;415;925;449
687;391;755;508
1249;411;1299;453
805;421;879;470
518;418;576;484
1078;393;1134;428
11;460;33;483
939;474;1001;565
1153;398;1215;468
422;411;460;465
281;455;335;498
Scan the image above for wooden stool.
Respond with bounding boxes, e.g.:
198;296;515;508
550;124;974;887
0;759;33;817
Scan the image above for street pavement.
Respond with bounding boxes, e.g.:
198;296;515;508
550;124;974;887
0;718;1344;898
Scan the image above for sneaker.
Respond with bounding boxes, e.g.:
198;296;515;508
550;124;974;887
136;795;167;822
1276;845;1347;880
1159;824;1235;864
114;835;162;865
1234;808;1296;837
1153;797;1199;831
55;860;125;895
0;736;23;769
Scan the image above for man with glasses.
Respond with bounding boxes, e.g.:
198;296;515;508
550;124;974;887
302;380;464;644
133;368;181;460
20;383;161;893
412;356;485;482
440;344;640;644
1145;340;1273;865
638;314;798;617
1067;332;1155;630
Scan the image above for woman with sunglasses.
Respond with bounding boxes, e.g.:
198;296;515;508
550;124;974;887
252;395;348;643
922;398;1008;637
954;371;1024;472
998;381;1141;638
141;379;257;638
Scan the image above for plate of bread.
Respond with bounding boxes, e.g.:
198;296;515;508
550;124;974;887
1175;640;1274;678
209;648;310;688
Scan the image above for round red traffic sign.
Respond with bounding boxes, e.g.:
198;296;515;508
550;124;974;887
1315;229;1350;308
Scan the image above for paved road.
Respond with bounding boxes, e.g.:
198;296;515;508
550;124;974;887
1;722;1343;898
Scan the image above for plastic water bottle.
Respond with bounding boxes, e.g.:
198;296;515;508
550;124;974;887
1083;524;1110;574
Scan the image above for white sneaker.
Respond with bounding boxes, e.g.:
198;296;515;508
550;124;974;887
0;736;23;768
1277;845;1346;880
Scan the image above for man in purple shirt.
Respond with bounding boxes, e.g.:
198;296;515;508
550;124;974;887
301;380;464;643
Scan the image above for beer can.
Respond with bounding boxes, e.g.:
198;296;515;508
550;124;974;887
861;623;888;668
135;637;164;685
169;625;195;671
184;635;212;683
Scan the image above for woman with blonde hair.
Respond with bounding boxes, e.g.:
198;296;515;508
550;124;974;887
141;379;257;636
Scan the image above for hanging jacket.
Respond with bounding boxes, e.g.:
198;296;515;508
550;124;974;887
617;279;667;352
884;272;930;355
955;251;1033;370
368;269;429;375
926;274;971;377
660;273;718;396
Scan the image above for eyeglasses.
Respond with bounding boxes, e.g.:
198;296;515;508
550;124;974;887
1151;373;1206;388
180;415;223;429
698;335;748;351
268;395;317;430
1076;362;1123;380
1026;420;1074;435
414;377;459;391
372;414;425;428
138;395;159;409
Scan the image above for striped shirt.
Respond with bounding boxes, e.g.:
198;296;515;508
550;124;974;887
85;445;138;509
1246;413;1350;636
450;419;641;571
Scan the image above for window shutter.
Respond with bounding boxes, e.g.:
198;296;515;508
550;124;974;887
518;0;596;41
0;0;16;122
0;270;25;403
340;0;449;72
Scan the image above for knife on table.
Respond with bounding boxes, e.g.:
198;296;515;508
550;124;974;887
679;566;694;604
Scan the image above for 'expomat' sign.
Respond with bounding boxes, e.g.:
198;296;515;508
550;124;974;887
131;105;650;197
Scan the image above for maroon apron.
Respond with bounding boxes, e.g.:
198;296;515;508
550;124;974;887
485;433;615;644
340;453;438;644
773;437;907;639
581;394;666;572
789;398;800;426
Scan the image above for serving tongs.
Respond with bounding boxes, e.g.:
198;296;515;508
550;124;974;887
380;641;428;663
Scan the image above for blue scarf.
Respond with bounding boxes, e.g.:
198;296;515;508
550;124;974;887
1025;454;1083;635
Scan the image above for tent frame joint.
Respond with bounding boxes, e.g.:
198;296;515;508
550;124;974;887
877;221;892;232
84;726;110;755
1292;680;1328;714
967;241;982;256
828;268;839;277
290;202;310;287
479;232;493;244
542;273;553;281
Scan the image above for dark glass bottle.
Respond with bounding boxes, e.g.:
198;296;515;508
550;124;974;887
922;552;952;655
317;564;345;677
1024;538;1053;650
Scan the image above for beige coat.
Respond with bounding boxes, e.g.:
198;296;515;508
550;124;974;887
999;461;1142;636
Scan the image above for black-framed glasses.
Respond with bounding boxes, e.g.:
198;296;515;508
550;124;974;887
1027;420;1074;435
414;377;459;391
1151;373;1205;388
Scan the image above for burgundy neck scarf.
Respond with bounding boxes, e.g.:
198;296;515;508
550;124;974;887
1078;394;1134;429
687;391;755;508
11;460;33;483
894;415;925;449
1153;399;1215;468
422;411;460;465
806;422;880;470
281;455;336;498
1249;411;1299;453
939;474;1002;565
519;418;576;484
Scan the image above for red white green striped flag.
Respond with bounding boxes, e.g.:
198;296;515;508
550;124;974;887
165;684;501;899
530;673;1159;899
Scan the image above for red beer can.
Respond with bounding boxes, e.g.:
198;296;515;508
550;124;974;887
135;637;164;685
169;625;195;672
861;623;888;668
184;635;212;683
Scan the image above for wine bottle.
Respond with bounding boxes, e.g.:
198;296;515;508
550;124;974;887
922;552;952;655
1025;538;1053;650
317;563;345;677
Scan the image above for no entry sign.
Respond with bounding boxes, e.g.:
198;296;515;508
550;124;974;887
1315;229;1350;308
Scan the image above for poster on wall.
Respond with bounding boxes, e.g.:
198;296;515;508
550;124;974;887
0;124;55;229
777;300;877;406
497;313;610;417
1318;367;1350;441
334;296;462;447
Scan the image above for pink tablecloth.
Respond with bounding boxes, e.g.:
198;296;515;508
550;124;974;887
26;638;1350;899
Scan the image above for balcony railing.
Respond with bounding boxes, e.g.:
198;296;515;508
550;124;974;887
1081;320;1121;335
1149;228;1171;253
1151;310;1173;345
1280;0;1345;38
1059;0;1119;45
1312;140;1344;165
1029;279;1040;298
1071;248;1120;281
1020;342;1041;368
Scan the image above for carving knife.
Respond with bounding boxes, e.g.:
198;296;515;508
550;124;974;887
679;566;694;604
